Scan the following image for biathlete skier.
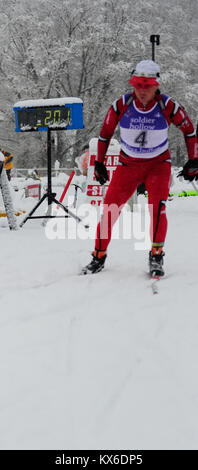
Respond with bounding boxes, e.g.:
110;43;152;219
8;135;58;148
82;60;198;276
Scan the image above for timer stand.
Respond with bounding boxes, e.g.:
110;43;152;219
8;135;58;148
19;129;84;227
13;97;86;228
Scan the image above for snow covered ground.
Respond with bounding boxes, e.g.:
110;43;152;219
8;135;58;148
0;173;198;450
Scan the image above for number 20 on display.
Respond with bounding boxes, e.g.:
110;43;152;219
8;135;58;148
44;109;70;125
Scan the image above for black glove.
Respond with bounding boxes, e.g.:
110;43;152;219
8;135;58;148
177;159;198;181
137;182;147;195
94;161;109;185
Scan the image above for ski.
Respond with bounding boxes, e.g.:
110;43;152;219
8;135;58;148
151;274;161;294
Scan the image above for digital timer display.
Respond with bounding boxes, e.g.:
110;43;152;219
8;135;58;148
13;99;84;132
17;106;71;131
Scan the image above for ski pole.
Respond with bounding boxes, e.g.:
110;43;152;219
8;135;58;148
57;170;75;208
71;183;83;208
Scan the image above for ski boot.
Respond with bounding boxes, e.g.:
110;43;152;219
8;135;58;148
149;247;165;277
81;250;107;275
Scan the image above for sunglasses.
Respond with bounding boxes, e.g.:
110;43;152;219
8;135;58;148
135;82;154;90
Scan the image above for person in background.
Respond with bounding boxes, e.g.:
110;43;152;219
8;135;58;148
81;60;198;276
0;149;14;181
75;146;89;176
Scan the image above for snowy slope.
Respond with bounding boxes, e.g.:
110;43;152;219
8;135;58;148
0;179;198;450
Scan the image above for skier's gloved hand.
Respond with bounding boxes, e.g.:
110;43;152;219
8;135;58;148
177;158;198;181
94;161;109;185
137;182;147;195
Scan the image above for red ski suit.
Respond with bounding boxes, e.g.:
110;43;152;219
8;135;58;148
95;92;197;252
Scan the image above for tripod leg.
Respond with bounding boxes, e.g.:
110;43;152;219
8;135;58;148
20;193;48;227
41;198;54;227
54;197;89;228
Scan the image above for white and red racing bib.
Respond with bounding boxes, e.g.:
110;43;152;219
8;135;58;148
120;98;169;159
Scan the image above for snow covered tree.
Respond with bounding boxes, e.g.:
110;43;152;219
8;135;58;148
0;0;197;168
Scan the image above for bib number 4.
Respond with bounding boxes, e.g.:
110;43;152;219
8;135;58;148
135;130;147;147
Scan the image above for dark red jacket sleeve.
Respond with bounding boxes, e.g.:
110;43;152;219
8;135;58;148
165;98;198;160
96;97;124;163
